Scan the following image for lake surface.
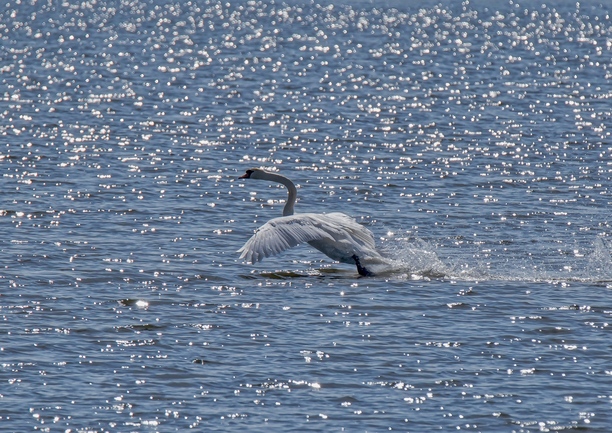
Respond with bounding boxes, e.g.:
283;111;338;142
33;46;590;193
1;0;611;431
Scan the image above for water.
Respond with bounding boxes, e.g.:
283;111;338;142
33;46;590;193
1;0;611;431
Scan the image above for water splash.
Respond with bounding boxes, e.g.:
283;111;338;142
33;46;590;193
374;237;450;279
583;237;612;284
377;235;612;285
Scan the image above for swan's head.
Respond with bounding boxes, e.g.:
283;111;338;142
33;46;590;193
239;168;267;180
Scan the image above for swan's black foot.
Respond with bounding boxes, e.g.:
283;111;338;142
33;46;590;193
352;254;374;277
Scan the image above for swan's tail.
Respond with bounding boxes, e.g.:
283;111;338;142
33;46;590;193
358;250;403;276
360;242;448;278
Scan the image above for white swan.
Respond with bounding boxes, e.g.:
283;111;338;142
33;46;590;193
237;168;389;276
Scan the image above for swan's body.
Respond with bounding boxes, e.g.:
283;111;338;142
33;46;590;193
238;168;388;276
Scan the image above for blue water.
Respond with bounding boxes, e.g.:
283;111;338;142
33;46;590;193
1;0;611;431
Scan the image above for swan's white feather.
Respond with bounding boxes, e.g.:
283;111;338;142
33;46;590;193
238;212;378;264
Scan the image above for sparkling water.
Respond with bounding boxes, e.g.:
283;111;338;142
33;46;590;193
1;0;611;431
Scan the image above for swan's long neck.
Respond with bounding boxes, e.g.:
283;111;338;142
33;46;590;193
260;172;297;216
282;180;297;216
273;173;297;216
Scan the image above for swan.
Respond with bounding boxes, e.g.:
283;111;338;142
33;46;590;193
237;168;389;276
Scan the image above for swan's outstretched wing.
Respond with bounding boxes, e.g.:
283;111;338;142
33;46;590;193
321;212;377;250
238;212;376;264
